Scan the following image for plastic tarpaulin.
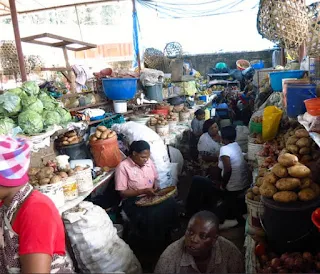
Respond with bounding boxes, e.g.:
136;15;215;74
132;10;140;69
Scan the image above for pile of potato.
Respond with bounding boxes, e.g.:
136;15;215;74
166;112;178;122
284;128;320;164
180;106;190;113
90;126;117;142
148;115;168;127
246;167;269;202
258;153;320;203
28;165;88;187
250;133;265;144
252;116;263;124
57;130;82;146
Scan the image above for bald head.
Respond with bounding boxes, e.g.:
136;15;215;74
189;211;220;233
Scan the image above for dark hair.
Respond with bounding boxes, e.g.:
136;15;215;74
221;126;236;142
202;118;218;133
190;211;220;232
195;109;205;117
129;140;150;155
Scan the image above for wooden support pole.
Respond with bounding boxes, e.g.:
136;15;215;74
8;0;27;82
62;47;76;93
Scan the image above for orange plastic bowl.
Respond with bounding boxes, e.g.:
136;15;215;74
304;98;320;116
236;59;250;71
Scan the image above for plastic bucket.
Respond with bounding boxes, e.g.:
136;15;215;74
90;135;122;168
305;97;320;116
146;83;163;102
251;60;264;70
62;176;78;201
261;196;320;253
113;100;127;114
56;140;90;161
247;142;263;161
236;59;250;71
245;197;265;230
75;168;93;193
35;182;65;208
286;83;316;118
102;78;138;100
269;70;306;91
156;124;169;137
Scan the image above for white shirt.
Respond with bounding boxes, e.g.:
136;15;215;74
218;142;249;191
197;132;221;157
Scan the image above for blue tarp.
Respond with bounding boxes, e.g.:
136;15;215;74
132;10;140;69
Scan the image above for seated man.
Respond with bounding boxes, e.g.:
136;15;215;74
154;211;244;274
186;126;249;225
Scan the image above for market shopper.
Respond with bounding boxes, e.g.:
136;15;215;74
154;210;244;273
0;136;72;274
115;140;179;249
190;109;206;160
186;126;249;225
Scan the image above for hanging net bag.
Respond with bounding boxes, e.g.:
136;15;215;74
306;2;320;57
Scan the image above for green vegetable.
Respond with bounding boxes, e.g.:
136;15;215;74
21;93;36;107
0;92;21;116
38;91;54;103
21;81;40;96
42;100;57;110
23;98;43;114
7;88;24;97
0;117;16;134
42;111;61;127
56;107;72;124
18;110;43;134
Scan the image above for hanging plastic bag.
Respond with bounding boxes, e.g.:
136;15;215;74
262;106;283;141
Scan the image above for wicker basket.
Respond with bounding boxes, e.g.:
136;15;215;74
257;0;308;58
306;2;320;57
136;186;177;207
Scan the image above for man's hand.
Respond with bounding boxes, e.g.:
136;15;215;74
143;188;156;196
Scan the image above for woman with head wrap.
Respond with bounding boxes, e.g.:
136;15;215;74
0;136;73;274
115;140;179;251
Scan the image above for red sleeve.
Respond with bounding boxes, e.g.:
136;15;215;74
15;203;63;256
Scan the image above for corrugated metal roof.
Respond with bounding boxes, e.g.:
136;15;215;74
0;0;122;16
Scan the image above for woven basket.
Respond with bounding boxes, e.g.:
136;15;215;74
136;186;177;207
306;2;320;57
257;0;308;58
143;47;165;69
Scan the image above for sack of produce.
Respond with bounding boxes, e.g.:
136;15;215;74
63;201;142;274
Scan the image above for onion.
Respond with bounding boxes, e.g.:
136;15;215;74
278;268;288;273
261;255;269;264
271;258;281;269
280;253;289;262
268;252;278;260
294;257;303;269
315;262;320;271
284;257;295;269
316;252;320;261
302;252;313;262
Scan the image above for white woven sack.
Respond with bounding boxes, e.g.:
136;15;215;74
63;202;142;274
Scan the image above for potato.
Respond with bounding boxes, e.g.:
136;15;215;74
299;147;311;155
246;192;254;200
74;166;84;172
256;177;264;187
300;155;312;164
296;137;310;148
272;164;288;178
97;125;108;132
50;175;61;184
273;191;298;203
68;136;77;142
259;182;277;198
276;178;301;191
295;129;309;138
28;167;40;176
95;130;102;139
288;164;311;178
68;169;75;176
254;195;261;202
69;139;79;145
310;183;320;196
278;153;299;167
258;168;268;177
101;131;108;139
63;136;68;141
286;136;299;146
66;131;77;138
252;186;260;195
107;131;116;139
263;172;278;185
298;188;317;201
300;177;312;189
287;144;299;154
58;172;68;178
90;135;98;142
39;178;50;185
62;141;69;146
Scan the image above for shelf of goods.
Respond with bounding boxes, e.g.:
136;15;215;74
58;170;114;214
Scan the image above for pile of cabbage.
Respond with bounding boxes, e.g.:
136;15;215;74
0;81;72;135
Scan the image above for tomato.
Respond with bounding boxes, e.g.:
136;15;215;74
255;243;266;257
314;208;320;221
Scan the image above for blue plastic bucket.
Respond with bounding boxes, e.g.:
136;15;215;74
102;78;138;100
286;83;317;118
251;60;264;70
270;70;306;91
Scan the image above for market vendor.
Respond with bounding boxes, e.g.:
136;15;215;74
115;140;179;248
190;109;205;160
186;126;249;225
0;136;73;273
154;211;244;273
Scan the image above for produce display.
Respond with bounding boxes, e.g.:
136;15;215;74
57;130;83;146
252;116;263;124
89;126;117;142
250;133;265;144
258;153;320;203
255;242;320;273
0;81;72;135
148;115;168;127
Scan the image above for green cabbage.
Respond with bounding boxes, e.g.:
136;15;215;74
56;107;72;124
7;88;24;97
42;100;57;110
42;111;61;127
0;92;21;116
18;110;43;134
0;117;16;135
38;91;54;103
21;81;40;96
